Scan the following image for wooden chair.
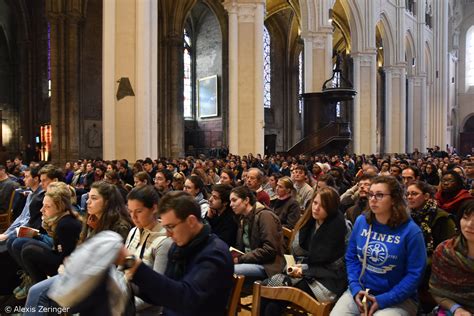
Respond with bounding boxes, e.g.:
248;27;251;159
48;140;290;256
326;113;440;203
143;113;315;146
0;190;16;232
251;281;334;316
282;227;293;253
227;274;245;316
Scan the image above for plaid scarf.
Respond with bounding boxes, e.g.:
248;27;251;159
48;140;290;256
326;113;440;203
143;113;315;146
430;236;474;312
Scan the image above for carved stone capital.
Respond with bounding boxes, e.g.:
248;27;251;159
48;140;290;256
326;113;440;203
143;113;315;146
353;52;376;67
384;66;405;78
301;31;331;49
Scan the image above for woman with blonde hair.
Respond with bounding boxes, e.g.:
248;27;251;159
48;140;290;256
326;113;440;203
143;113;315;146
269;176;301;229
13;182;82;298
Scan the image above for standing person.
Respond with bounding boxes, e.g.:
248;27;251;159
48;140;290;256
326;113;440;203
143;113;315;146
205;184;237;247
114;191;234;316
429;200;474;315
125;185;172;315
269;176;301;229
331;176;426;316
230;186;285;281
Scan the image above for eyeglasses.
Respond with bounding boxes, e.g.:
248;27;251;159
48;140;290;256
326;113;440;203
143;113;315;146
406;191;421;197
159;219;185;232
367;192;391;201
442;179;456;184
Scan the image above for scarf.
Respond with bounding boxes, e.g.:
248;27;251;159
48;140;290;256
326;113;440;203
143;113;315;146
410;199;438;256
42;212;68;239
435;189;473;214
430;236;474;312
164;224;211;280
87;214;99;230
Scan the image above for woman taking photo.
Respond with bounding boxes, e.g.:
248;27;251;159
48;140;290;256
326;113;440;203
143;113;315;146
269;176;301;229
125;185;172;315
429;200;474;315
331;176;426;316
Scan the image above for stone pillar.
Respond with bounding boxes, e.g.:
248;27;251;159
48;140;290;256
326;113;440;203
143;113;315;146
411;76;426;151
407;76;414;152
302;30;333;92
102;0;159;161
46;0;83;164
384;66;406;153
432;0;449;146
102;0;116;159
135;0;158;159
352;52;377;154
223;0;265;155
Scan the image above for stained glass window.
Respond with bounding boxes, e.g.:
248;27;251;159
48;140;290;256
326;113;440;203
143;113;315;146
183;29;192;118
467;26;474;87
298;51;303;113
263;26;271;108
48;23;51;98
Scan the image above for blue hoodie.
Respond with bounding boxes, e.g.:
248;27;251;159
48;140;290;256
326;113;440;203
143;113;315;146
346;215;426;309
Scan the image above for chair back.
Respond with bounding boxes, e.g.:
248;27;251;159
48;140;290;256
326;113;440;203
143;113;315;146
0;190;17;232
282;227;293;252
251;281;334;316
227;274;245;316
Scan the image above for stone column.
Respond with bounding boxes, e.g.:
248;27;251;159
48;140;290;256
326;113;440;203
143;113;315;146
384;66;406;153
411;76;426;151
46;0;83;164
352;52;377;154
432;0;449;146
135;0;158;159
223;0;265;155
302;30;333;92
407;75;414;152
102;0;116;160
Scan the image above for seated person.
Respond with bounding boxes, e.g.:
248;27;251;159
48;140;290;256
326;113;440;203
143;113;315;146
331;176;426;316
11;182;82;299
344;174;374;225
183;175;209;218
262;187;348;315
115;191;234;316
407;180;457;312
269;176;300;229
125;185;172;315
429;200;474;315
230;186;285;281
206;184;237;247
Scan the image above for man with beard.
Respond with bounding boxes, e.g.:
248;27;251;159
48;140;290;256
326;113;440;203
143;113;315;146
345;174;374;224
154;169;173;198
205;184;237;247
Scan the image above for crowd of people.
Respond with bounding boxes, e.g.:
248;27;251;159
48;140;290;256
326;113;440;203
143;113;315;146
0;148;473;315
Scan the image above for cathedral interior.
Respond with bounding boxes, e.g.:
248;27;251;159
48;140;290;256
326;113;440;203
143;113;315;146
0;0;473;164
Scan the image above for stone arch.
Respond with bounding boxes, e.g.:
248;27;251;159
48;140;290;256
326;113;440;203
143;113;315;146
405;29;416;76
377;12;395;66
461;113;474;132
338;0;364;52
